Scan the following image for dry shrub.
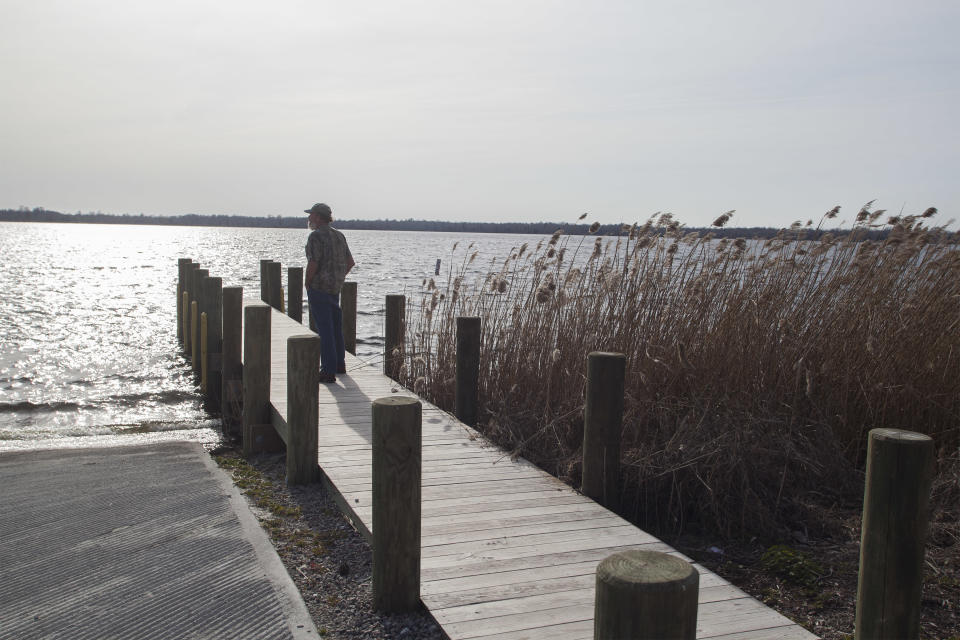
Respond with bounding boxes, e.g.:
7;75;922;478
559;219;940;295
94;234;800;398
401;205;960;541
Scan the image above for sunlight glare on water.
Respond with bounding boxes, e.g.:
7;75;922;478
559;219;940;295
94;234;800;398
0;221;546;449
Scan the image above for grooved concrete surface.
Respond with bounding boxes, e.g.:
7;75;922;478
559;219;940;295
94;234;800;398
0;442;316;640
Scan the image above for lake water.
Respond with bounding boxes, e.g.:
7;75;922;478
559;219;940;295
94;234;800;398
0;222;548;450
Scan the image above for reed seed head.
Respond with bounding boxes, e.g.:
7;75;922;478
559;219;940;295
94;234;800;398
591;238;603;259
712;210;734;227
399;207;960;542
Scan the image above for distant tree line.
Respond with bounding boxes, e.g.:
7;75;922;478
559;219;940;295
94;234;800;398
0;207;893;240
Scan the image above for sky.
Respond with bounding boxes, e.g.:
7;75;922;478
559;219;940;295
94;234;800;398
2;0;958;228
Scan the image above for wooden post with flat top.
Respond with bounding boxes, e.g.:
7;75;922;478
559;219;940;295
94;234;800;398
288;267;303;323
242;304;281;456
183;263;199;357
260;259;273;304
855;428;934;640
594;550;699;640
190;268;208;372
190;301;200;370
455;316;481;427
200;312;208;393
341;281;357;355
267;261;283;311
372;396;422;612
221;286;243;437
286;334;322;484
177;258;191;343
191;267;207;314
582;351;626;511
384;295;405;380
182;291;191;356
201;276;222;412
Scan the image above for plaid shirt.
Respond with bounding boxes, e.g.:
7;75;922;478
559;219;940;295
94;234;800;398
305;226;353;294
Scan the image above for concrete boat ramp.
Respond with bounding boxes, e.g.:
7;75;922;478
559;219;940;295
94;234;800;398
0;442;316;639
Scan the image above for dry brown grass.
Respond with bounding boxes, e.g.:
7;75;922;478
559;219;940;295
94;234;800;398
400;204;960;544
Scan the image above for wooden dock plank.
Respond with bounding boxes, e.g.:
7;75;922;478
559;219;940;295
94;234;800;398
244;301;818;640
423;570;741;610
420;557;730;601
467;619;594;640
421;509;625;539
420;523;643;559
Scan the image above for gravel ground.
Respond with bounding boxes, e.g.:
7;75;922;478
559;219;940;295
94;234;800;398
210;444;448;640
211;441;959;640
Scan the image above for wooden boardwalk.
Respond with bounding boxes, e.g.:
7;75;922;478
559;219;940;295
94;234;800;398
255;303;818;640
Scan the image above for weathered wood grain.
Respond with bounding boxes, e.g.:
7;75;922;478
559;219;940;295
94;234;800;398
241;298;818;640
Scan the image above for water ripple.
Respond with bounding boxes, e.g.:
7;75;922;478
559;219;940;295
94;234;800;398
0;222;540;446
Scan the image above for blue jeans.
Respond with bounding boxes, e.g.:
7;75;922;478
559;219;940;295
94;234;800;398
307;290;345;375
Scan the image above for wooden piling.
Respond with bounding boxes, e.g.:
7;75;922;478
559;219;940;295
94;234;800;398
200;312;208;393
308;278;316;333
582;351;626;511
177;258;191;343
372;396;422;612
182;291;191;355
384;294;405;380
190;301;199;370
260;259;273;304
190;268;208;371
594;550;699;640
191;267;208;313
455;316;481;427
342;281;357;355
201;276;223;413
286;334;322;485
221;286;243;437
288;267;303;323
242;304;281;456
197;272;212;375
268;261;283;311
183;263;199;354
855;428;934;640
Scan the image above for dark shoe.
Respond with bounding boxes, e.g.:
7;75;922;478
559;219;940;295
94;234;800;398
318;372;337;384
337;364;347;374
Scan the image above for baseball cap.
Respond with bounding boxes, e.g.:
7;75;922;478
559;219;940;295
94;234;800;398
304;203;332;218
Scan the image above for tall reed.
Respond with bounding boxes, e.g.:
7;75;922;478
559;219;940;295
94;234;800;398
401;204;960;540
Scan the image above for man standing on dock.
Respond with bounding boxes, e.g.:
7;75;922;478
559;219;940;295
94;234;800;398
304;203;355;383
